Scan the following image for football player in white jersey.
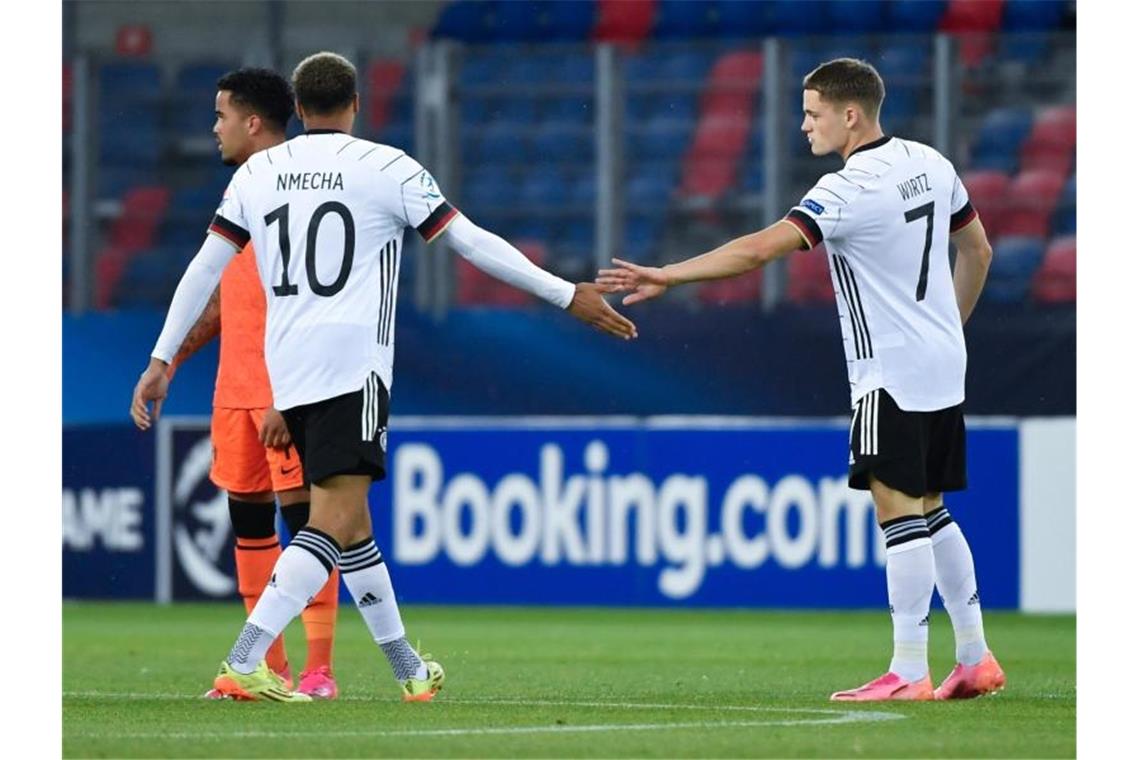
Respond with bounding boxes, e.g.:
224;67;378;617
598;58;1003;702
134;51;637;703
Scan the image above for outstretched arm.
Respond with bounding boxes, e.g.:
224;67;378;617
131;234;238;429
439;213;637;339
597;219;805;305
950;216;993;325
168;287;221;376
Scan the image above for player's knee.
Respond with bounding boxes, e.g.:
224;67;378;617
228;496;277;539
279;499;311;538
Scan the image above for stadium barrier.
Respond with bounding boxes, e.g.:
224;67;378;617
62;416;1074;612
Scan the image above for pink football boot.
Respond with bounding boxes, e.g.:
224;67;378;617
934;652;1006;699
830;671;935;701
297;666;339;700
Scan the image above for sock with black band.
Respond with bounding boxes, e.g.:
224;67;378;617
881;515;935;683
228;498;289;675
339;537;426;680
927;506;989;665
226;527;341;674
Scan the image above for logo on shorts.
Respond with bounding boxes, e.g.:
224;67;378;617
280;464;300;476
802;199;825;215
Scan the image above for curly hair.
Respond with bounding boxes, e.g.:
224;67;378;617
292;51;357;116
216;67;294;133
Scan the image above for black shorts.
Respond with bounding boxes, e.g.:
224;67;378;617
848;388;966;498
281;374;390;486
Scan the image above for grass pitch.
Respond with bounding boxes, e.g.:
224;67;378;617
63;603;1074;758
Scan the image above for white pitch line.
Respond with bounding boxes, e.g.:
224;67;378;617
64;692;904;740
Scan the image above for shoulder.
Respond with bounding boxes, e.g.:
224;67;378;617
356;140;420;178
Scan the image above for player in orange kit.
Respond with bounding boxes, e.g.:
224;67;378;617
130;67;339;699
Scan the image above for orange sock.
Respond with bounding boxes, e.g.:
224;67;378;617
234;536;289;676
301;568;339;672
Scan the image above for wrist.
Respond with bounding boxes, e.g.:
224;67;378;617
148;356;170;372
662;265;679;287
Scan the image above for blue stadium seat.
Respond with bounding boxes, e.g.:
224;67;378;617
878;43;931;77
508;220;553;244
558;220;593;255
474;124;528;165
432;0;493;42
884;0;947;32
463;170;517;211
741;160;765;193
971;107;1034;173
1002;0;1068;31
459;53;501;88
768;0;825;35
500;56;559;85
101;117;161;167
880;85;919;129
628;115;694;161
1051;175;1076;236
490;1;544;42
99;62;162;96
170;186;217;219
461;98;490;124
568;172;595;206
176;62;233;94
997;36;1051;66
985;236;1046;303
491;97;540;125
661;50;715;83
624;53;663;84
116;248;192;308
542;96;593;126
713;0;769;38
827;0;888;34
520;172;568;207
531;124;591;164
542;0;597;41
378;122;414;152
626;165;675;208
623;216;660;262
555;53;594;84
655;0;717;40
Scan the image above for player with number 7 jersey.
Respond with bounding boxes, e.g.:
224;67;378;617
597;57;1003;704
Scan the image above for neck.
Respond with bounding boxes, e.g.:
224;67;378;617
302;114;354;134
235;133;286;165
840;125;886;161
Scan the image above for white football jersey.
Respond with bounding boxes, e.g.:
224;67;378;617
782;136;978;412
210;129;457;411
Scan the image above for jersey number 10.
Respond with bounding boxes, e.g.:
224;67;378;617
904;201;935;302
265;202;355;298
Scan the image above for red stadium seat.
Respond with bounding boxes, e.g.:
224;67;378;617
961;170;1011;237
688;114;750;159
1031;236;1075;304
698;270;762;306
786;245;834;305
1004;170;1065;238
1020;105;1076;174
108;186;170;251
678;158;737;198
939;0;1004;67
456;241;546;306
594;0;656;43
367;59;406;133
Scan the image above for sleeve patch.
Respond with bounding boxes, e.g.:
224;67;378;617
802;199;825;215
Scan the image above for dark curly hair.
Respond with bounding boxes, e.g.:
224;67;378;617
216;67;294;133
292;52;357;116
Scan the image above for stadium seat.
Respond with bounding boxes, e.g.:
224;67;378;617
985;235;1045;303
628;115;695;161
768;0;826;35
519;172;569;207
99;61;162;96
568;172;596;206
827;0;889;34
97;167;157;201
623;215;660;262
626;165;675;208
474;124;529;166
1020;105;1076;174
531;124;591;164
1002;0;1068;31
970;107;1034;174
654;0;717;40
489;1;544;42
678;158;738;199
688;114;751;160
1004;169;1066;237
367;59;406;134
462;169;517;211
459;53;501;88
786;245;835;305
432;0;493;42
939;0;1005;33
500;56;560;85
713;0;771;39
962;170;1011;237
885;0;947;32
175;62;231;95
542;96;594;127
1051;174;1076;236
1030;235;1075;304
594;0;655;42
542;0;597;41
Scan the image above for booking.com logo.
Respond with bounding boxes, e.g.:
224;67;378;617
393;440;887;599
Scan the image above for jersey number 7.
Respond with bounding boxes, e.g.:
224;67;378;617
265;202;356;298
904;201;935;302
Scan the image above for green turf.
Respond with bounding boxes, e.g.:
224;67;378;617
63;602;1074;758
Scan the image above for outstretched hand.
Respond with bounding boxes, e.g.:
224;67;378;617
595;258;669;305
567;282;638;340
131;359;170;431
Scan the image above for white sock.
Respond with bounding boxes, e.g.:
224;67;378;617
928;507;988;665
340;538;427;680
881;516;935;683
226;528;341;674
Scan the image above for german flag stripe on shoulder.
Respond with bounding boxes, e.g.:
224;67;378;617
417;202;459;242
208;214;251;249
950;201;978;233
784;209;823;249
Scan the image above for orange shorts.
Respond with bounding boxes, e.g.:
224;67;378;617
209;407;305;495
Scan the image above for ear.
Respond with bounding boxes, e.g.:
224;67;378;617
352;93;360;114
295;98;306;121
845;104;860;129
247;113;264;136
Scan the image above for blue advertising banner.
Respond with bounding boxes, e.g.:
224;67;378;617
63;426;156;599
372;420;1020;609
65;418;1020;608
